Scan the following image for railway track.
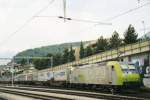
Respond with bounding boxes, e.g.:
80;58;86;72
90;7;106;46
0;86;148;100
0;87;71;100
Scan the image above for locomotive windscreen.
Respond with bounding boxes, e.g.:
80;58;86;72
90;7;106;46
120;63;138;74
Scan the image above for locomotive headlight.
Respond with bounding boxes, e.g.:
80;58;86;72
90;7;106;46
128;71;132;74
123;72;127;76
70;67;74;71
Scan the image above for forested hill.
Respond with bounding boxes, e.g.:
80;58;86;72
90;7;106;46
15;41;90;57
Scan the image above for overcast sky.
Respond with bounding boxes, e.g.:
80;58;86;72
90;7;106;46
0;0;150;59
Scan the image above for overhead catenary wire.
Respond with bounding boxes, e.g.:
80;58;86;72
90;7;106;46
34;15;58;18
35;16;112;25
59;2;150;27
103;2;150;22
0;17;34;46
140;27;150;31
0;0;149;47
33;0;55;17
70;18;112;25
74;2;150;36
0;0;55;47
32;1;150;24
35;1;150;34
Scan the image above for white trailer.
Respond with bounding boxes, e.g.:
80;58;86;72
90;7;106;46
54;69;68;81
69;63;112;85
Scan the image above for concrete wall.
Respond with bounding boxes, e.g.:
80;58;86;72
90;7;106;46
143;78;150;88
128;52;150;74
74;48;80;61
149;52;150;65
129;52;150;88
120;52;150;66
130;53;148;66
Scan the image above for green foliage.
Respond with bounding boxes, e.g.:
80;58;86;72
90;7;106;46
20;59;27;65
62;48;69;63
62;46;75;63
17;45;76;70
80;41;85;58
14;24;142;70
15;41;89;58
52;53;63;66
32;53;52;70
110;31;122;48
124;24;138;44
85;46;93;57
69;45;75;62
32;53;65;70
33;59;49;70
96;36;108;53
15;41;90;64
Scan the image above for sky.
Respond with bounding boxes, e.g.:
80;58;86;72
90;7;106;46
0;0;150;61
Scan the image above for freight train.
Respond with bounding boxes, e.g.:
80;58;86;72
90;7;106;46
14;61;141;91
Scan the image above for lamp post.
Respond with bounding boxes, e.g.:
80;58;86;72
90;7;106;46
142;21;145;35
11;57;15;87
50;56;54;79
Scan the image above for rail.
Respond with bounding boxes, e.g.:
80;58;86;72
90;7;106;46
0;86;148;100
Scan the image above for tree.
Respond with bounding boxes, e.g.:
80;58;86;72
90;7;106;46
33;53;53;70
96;36;108;53
85;46;93;57
53;53;63;66
47;53;64;67
33;59;49;70
69;45;75;62
80;41;85;58
20;58;27;65
62;48;69;63
47;53;53;57
32;53;65;70
124;24;138;44
110;31;122;48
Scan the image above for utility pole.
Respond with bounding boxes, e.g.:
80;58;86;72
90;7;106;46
63;0;66;22
137;0;141;6
27;58;30;65
142;21;146;35
50;56;54;78
11;57;14;87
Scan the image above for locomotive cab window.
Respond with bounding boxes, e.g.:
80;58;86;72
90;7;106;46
128;64;138;73
121;64;128;72
120;63;138;73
